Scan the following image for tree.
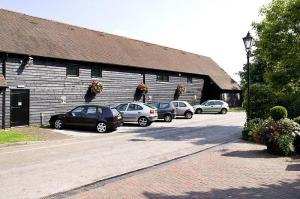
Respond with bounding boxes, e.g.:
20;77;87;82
240;0;300;118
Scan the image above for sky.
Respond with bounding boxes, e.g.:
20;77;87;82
0;0;271;83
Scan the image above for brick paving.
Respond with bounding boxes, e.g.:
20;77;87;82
69;140;300;199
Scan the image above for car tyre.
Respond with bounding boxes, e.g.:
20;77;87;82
54;119;64;129
195;108;202;114
220;108;228;114
96;122;107;133
138;116;149;127
164;114;173;122
185;111;193;119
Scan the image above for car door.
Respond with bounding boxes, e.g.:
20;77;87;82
172;102;180;115
64;106;86;127
178;102;188;115
126;104;143;122
213;101;223;112
205;101;216;112
116;103;129;121
81;106;99;128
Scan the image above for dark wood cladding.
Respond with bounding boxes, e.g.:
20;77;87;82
145;73;204;104
2;57;205;127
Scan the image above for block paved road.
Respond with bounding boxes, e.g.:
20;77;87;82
0;113;245;199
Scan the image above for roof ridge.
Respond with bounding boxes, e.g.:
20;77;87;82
0;8;210;60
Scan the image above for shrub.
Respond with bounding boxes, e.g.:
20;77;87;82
270;106;288;121
266;119;300;156
243;83;276;120
293;116;300;125
242;118;263;141
251;118;275;144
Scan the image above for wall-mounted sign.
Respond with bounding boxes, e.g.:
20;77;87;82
60;96;66;104
17;85;25;88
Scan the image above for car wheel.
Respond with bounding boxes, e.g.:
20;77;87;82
138;117;149;127
164;114;172;122
54;119;64;129
96;122;107;133
195;108;202;114
185;112;193;119
221;108;228;114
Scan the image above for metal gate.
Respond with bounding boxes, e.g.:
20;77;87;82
10;89;30;127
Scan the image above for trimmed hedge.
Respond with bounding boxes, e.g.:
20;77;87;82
270;106;288;121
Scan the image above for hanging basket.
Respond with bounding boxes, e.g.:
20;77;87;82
90;80;103;94
136;83;149;94
174;84;186;100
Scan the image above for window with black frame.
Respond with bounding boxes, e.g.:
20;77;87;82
91;66;102;78
66;66;79;77
156;73;169;82
187;76;193;84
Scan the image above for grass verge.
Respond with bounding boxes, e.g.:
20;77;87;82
229;107;245;112
0;130;38;144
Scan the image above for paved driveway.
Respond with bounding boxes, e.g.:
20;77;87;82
0;112;245;199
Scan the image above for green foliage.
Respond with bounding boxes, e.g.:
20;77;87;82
240;0;300;119
270;106;288;120
242;118;263;141
243;83;276;119
293;116;300;124
268;134;295;156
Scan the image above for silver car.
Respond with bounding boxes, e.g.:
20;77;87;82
193;100;229;114
171;101;194;119
115;102;158;127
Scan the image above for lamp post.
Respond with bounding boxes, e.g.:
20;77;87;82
243;32;253;122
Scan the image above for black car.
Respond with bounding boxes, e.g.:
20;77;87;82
49;105;123;133
146;102;176;122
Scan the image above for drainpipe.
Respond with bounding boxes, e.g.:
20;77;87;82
2;53;7;129
142;70;146;103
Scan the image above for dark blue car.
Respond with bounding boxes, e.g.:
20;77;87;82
146;102;176;122
49;105;123;133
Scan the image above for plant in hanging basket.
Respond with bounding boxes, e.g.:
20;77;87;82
90;80;103;94
174;84;186;100
137;83;149;94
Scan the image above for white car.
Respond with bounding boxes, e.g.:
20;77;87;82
115;102;158;126
193;100;229;114
171;101;194;119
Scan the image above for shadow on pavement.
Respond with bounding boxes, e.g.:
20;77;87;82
126;125;242;146
143;178;300;199
221;149;280;159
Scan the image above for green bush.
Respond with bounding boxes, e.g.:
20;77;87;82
243;83;276;120
270;106;288;121
293;116;300;125
242;118;263;141
251;118;275;144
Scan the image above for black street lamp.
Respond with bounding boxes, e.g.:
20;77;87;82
243;31;253;122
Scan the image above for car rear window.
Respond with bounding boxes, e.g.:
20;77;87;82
159;103;170;109
145;104;156;109
111;108;120;116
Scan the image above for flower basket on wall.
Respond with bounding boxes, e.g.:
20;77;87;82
90;80;103;94
134;83;149;101
85;80;103;102
174;84;186;100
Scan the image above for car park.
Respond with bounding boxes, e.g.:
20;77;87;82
49;105;123;133
193;100;229;114
171;101;194;119
146;101;176;122
115;102;158;127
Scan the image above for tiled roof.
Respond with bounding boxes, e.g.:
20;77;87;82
0;9;240;90
0;75;8;87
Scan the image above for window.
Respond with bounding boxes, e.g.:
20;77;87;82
66;66;79;77
187;76;193;84
159;103;170;109
179;102;187;107
172;102;179;107
71;106;85;116
207;101;215;106
156;73;169;82
84;106;98;118
91;66;102;78
127;104;143;111
116;104;128;112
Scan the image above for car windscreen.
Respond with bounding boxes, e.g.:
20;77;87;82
111;108;120;116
